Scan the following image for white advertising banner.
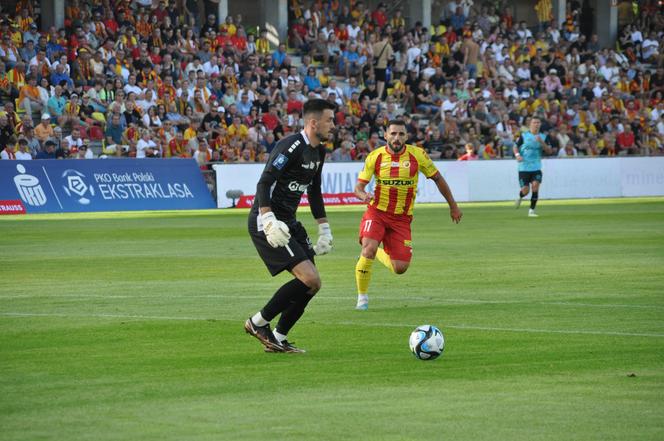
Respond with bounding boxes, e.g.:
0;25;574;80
620;157;664;197
213;157;664;208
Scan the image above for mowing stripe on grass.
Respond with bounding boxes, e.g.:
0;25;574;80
1;294;662;310
2;311;663;338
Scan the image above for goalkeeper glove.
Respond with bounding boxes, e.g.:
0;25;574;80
261;212;291;248
313;222;333;255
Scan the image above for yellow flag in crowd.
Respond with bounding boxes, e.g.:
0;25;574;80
535;0;552;23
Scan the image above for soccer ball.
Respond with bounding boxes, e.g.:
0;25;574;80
409;325;445;360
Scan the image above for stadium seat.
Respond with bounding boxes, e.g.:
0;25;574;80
88;125;103;141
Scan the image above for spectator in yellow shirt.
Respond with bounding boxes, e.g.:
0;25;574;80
227;116;249;139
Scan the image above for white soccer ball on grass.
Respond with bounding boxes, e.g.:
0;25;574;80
409;325;445;360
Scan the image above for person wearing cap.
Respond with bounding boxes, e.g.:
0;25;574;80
35;113;54;142
77;141;94;159
22;22;40;46
544;68;564;97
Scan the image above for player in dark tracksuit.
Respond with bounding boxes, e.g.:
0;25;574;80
244;99;336;353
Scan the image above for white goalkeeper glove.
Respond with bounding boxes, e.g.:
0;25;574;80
313;222;333;255
261;211;291;248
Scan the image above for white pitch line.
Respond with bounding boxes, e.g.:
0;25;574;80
0;312;207;321
334;321;664;338
541;301;663;310
1;294;662;310
1;312;664;338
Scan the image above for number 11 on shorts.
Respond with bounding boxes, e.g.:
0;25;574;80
363;219;372;232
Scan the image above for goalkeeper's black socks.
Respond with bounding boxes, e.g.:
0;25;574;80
261;278;310;322
276;289;314;335
530;191;539;209
519;190;528;198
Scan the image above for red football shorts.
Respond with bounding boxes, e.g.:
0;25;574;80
358;206;413;262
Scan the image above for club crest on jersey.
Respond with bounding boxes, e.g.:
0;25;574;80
272;154;288;170
402;160;410;168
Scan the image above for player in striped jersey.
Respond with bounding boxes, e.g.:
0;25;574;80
353;119;463;310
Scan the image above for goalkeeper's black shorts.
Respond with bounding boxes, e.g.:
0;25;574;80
248;215;316;276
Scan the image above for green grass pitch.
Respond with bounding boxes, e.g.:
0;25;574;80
1;198;663;441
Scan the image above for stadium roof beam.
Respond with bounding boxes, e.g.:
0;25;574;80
407;0;432;30
260;0;288;44
217;0;229;24
595;0;618;49
41;0;65;30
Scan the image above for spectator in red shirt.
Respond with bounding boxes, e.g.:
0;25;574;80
286;89;304;115
458;143;479;160
261;104;280;131
290;16;308;51
616;124;637;155
371;3;388;28
153;0;169;24
231;28;248;53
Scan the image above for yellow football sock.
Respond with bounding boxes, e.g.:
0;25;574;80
375;247;395;273
355;256;374;295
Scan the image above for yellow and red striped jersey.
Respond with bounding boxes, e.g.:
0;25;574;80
358;144;439;216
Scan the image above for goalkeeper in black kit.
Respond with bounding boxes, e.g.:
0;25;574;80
244;99;336;353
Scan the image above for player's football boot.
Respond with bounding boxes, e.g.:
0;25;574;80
244;319;284;351
528;209;539;217
515;197;522;208
355;302;368;311
264;340;306;353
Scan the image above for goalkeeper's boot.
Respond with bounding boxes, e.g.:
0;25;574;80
528;209;539;218
244;319;284;352
265;340;306;353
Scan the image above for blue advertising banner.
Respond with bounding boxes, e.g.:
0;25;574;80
0;159;215;214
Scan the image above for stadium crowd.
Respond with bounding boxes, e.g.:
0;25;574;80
1;0;664;166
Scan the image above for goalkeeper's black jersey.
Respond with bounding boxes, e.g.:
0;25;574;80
250;131;327;223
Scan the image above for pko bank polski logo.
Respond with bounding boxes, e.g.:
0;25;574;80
62;169;96;205
14;164;47;207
